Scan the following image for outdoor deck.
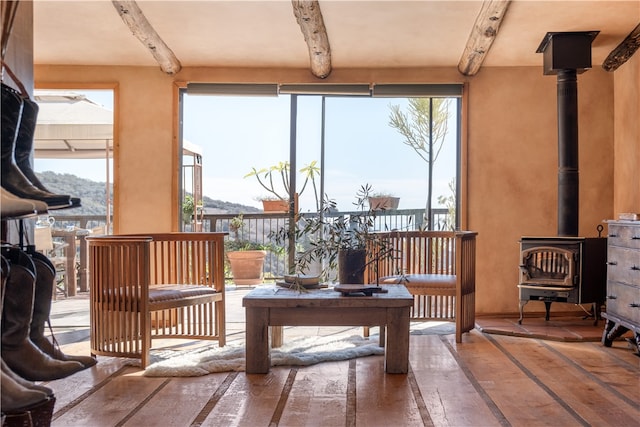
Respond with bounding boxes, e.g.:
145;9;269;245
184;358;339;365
42;287;640;427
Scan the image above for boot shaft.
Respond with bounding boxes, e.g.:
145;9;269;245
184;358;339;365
28;252;55;341
1;250;36;346
14;97;45;188
1;83;23;162
2;85;72;207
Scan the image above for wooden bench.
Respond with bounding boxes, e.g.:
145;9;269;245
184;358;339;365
365;230;478;343
87;233;226;368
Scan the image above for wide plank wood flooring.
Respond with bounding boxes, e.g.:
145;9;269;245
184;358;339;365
42;289;639;427
42;327;639;427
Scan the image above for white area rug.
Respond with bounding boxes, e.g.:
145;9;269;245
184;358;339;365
410;321;455;336
142;333;384;377
139;321;455;377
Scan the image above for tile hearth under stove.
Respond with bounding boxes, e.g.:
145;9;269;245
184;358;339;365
518;236;607;325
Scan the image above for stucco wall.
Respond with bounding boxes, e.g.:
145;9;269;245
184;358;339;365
35;64;619;315
467;66;614;314
36;66;177;232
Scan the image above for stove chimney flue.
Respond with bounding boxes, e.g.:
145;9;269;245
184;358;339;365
536;31;599;236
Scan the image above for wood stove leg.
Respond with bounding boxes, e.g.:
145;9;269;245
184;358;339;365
544;301;552;321
581;302;600;326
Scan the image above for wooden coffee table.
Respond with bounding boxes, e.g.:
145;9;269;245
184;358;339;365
242;284;413;374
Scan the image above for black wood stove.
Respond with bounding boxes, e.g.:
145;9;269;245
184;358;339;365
518;32;607;324
518;235;607;324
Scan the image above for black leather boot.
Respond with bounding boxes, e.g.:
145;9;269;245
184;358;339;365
1;248;84;381
14;97;82;209
1;84;71;209
0;369;49;413
28;251;97;369
1;255;53;398
1;83;23;156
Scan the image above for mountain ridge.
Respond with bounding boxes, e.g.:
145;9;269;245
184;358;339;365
36;171;259;216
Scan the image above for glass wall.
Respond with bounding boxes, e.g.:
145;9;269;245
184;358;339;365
182;89;460;228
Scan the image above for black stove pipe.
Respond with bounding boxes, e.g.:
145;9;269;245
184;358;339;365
557;69;579;237
537;31;599;237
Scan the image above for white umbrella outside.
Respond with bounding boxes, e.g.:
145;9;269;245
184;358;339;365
34;90;114;228
34;91;113;159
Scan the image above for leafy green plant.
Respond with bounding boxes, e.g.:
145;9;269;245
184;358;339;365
270;184;399;282
229;214;245;237
182;194;202;224
245;160;321;211
388;98;452;229
370;191;396;198
225;214;281;253
437;178;456;230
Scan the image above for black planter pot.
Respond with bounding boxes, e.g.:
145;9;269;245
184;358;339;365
338;248;366;284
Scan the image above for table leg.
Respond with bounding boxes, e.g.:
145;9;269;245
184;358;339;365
245;307;270;374
78;235;89;293
271;325;283;348
63;234;77;297
384;307;410;374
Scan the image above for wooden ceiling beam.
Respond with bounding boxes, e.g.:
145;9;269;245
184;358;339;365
602;23;640;72
291;0;331;79
112;0;181;75
458;0;511;76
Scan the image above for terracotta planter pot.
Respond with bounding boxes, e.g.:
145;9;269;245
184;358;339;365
227;250;267;285
368;196;400;211
261;199;289;212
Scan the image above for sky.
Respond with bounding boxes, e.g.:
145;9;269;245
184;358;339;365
182;93;458;212
33;89;458;213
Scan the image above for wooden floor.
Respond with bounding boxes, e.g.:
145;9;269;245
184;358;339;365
42;325;639;426
38;289;639;427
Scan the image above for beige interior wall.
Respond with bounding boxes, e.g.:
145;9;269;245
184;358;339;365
467;66;614;315
34;64;617;314
613;52;640;216
35;65;177;232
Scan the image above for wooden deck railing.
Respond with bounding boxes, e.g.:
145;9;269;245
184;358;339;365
52;208;451;286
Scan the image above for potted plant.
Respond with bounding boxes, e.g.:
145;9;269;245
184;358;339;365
245;160;321;212
182;194;201;223
368;192;400;211
271;184;397;284
225;214;271;285
182;194;203;230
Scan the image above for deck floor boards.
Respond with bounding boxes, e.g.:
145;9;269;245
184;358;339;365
38;291;639;426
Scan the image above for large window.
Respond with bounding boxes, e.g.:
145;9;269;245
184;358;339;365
181;85;461;230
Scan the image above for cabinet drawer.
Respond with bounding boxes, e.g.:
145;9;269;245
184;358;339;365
608;224;640;250
607;246;640;286
605;281;640;325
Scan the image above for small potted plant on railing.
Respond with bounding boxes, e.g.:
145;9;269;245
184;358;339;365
271;184;398;285
245;160;321;212
368;192;400;211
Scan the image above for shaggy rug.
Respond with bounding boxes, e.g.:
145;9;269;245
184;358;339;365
139;321;456;377
141;333;384;377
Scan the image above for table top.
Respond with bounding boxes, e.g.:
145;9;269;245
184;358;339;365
242;284;413;308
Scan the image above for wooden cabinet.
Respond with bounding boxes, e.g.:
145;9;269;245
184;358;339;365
602;221;640;353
